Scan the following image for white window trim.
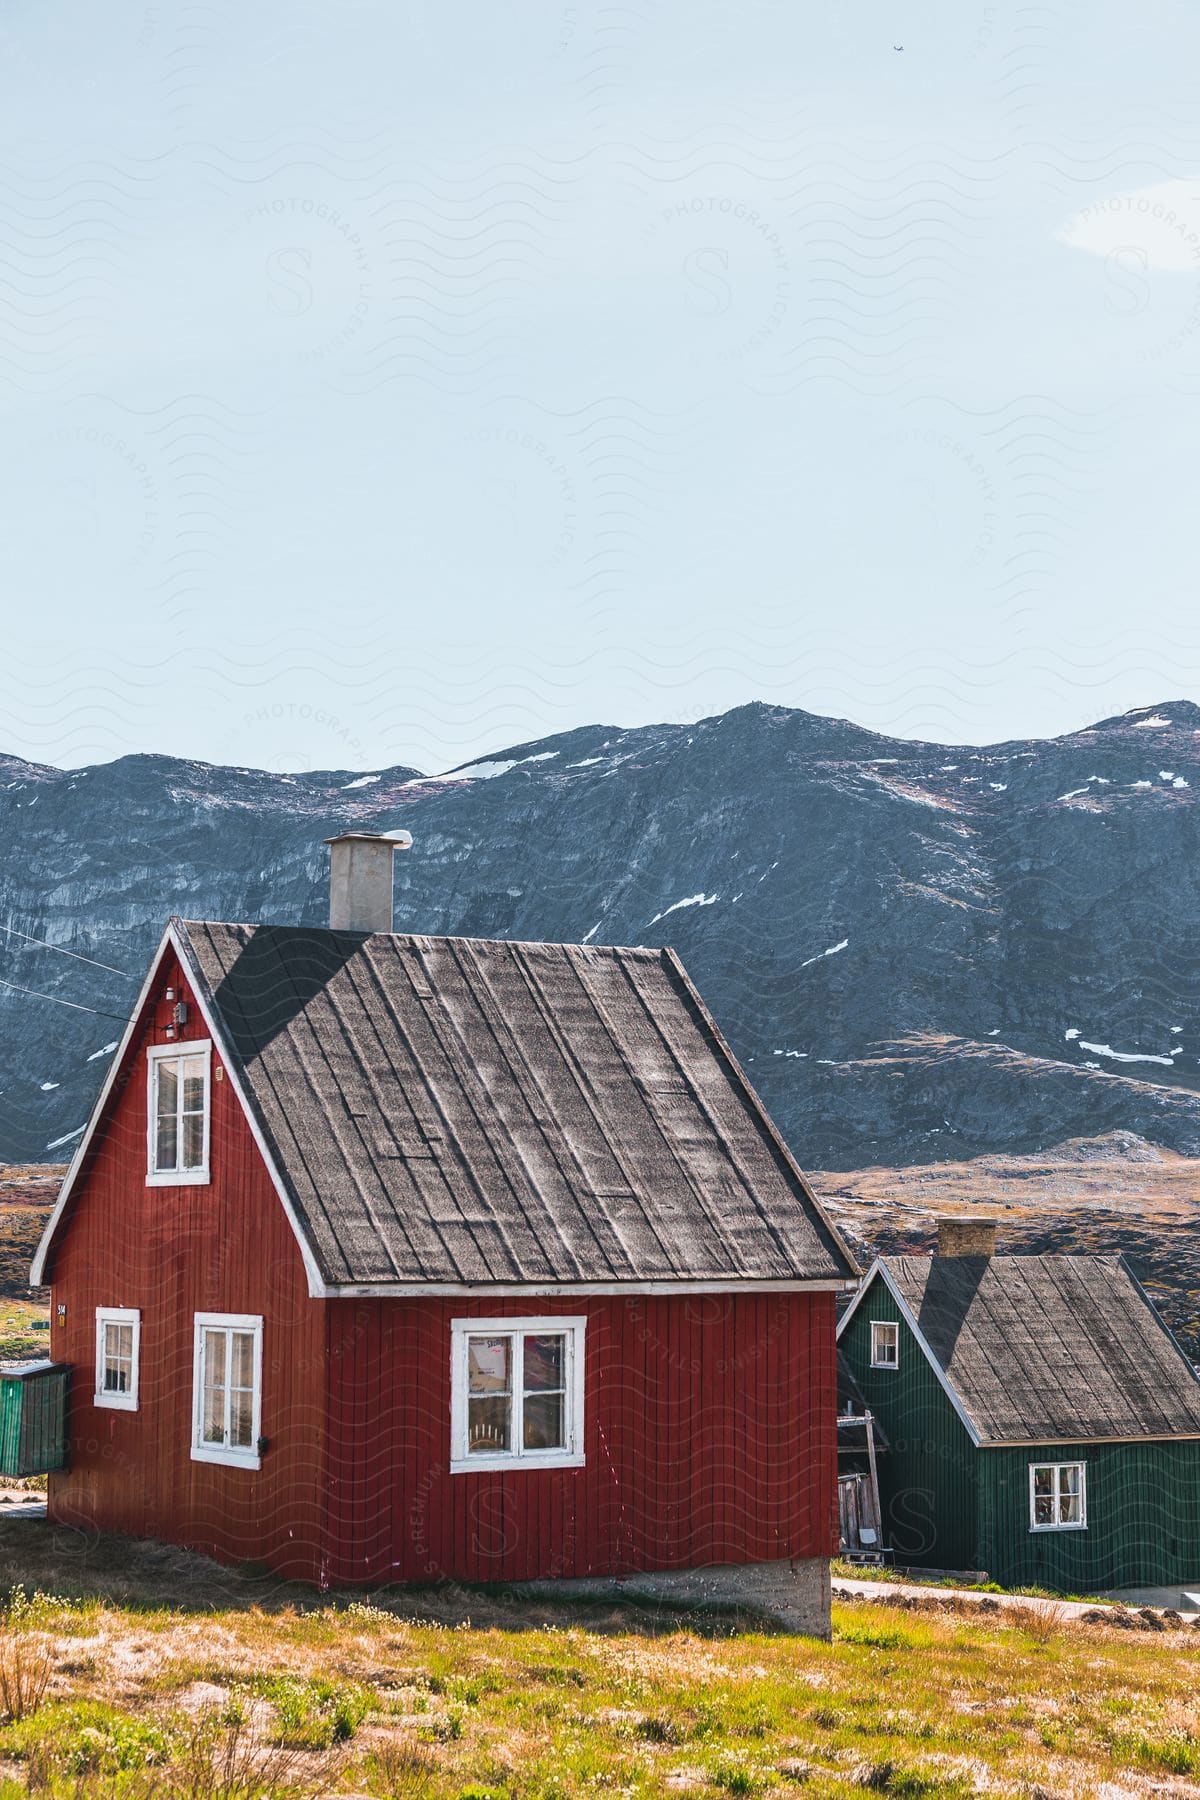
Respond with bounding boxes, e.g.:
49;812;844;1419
450;1315;586;1474
94;1306;140;1411
146;1039;212;1186
1028;1460;1087;1533
870;1319;900;1369
191;1312;263;1470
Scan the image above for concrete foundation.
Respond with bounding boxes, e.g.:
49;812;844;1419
512;1557;832;1639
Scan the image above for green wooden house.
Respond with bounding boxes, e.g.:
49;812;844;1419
837;1219;1200;1595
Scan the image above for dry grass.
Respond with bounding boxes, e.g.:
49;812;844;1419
0;1595;55;1725
0;1631;51;1726
1003;1599;1070;1646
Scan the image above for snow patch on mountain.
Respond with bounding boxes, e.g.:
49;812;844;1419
801;938;849;969
649;893;719;925
1077;1040;1182;1068
45;1125;84;1151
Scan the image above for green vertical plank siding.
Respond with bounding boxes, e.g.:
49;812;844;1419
0;1367;69;1478
980;1439;1200;1592
840;1280;980;1571
0;1380;22;1476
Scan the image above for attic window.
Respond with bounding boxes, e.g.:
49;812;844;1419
147;1041;211;1186
1029;1461;1086;1532
450;1317;585;1474
870;1320;899;1369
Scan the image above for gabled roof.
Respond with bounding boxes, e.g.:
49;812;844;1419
37;919;857;1297
839;1253;1200;1447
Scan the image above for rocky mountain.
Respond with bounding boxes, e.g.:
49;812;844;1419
4;699;1200;1171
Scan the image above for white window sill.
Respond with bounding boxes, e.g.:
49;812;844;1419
869;1361;897;1370
191;1444;261;1471
95;1392;138;1412
1029;1523;1086;1534
147;1169;211;1187
450;1450;585;1476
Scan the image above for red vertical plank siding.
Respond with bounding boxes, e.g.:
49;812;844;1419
45;958;328;1581
322;1288;839;1585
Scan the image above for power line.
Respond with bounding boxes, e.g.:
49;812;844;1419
0;924;131;978
0;976;134;1025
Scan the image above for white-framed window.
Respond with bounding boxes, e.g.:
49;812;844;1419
94;1307;140;1411
147;1041;212;1185
191;1313;262;1469
870;1320;899;1369
450;1316;586;1474
1029;1461;1086;1531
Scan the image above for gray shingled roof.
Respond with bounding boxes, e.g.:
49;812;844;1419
878;1254;1200;1445
177;921;856;1291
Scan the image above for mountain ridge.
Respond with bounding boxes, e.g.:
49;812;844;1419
4;696;1200;1169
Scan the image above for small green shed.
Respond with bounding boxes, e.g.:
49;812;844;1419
0;1361;69;1478
837;1221;1200;1595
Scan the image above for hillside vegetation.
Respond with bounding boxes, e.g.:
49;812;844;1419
812;1132;1200;1352
0;1167;54;1352
0;1520;1197;1796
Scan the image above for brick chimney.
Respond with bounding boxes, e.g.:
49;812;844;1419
325;831;411;933
935;1217;997;1259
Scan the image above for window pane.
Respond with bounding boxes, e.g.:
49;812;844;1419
1034;1494;1054;1525
102;1323;132;1393
230;1386;254;1448
156;1116;178;1170
202;1330;226;1444
523;1334;565;1393
182;1111;205;1169
1032;1467;1053;1496
468;1394;511;1453
231;1331;255;1391
468;1336;511;1396
156;1061;178;1119
523;1391;565;1450
182;1061;206;1113
1059;1467;1082;1523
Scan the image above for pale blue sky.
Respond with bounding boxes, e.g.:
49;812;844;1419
3;1;1200;773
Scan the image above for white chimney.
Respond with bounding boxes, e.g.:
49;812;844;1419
325;831;411;933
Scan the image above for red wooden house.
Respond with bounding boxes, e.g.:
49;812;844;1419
31;834;857;1631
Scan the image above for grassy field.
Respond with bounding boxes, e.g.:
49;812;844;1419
4;1160;1200;1792
0;1523;1195;1796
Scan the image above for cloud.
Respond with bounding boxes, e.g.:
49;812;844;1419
1060;178;1200;272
